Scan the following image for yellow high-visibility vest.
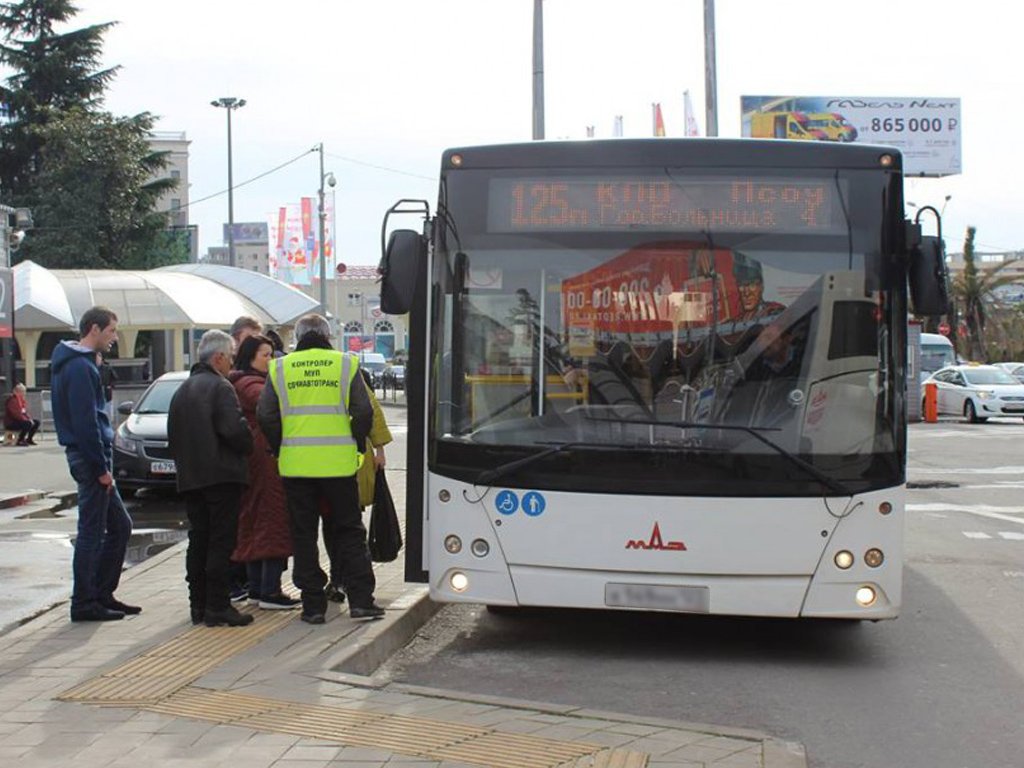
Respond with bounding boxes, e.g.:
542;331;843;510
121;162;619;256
268;349;360;477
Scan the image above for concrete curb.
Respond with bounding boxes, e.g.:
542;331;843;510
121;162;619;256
321;584;440;679
385;682;808;768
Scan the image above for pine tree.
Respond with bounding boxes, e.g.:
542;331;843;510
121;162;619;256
0;0;118;197
1;0;183;269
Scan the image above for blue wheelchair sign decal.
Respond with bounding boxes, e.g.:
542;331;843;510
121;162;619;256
495;490;519;516
521;491;546;517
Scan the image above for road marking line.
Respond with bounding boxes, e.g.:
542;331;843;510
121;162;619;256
908;504;1024;527
999;532;1024;541
963;532;992;539
912;466;1024;475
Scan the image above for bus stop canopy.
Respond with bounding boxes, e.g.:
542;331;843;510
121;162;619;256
10;260;321;387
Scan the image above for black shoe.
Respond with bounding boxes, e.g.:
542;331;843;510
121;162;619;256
190;608;205;625
103;598;142;615
203;606;254;627
71;605;125;622
350;603;385;621
300;612;325;625
325;583;347;604
258;593;301;610
229;586;249;603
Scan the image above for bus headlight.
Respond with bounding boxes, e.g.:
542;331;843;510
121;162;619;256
855;586;877;607
864;548;884;568
450;572;469;592
444;535;462;554
834;550;855;570
470;538;490;557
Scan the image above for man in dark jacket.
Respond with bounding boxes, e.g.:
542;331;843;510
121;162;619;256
168;329;254;627
51;306;137;622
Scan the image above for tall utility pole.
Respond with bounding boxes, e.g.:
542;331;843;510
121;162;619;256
316;143;335;317
532;0;545;140
210;97;246;267
703;0;719;137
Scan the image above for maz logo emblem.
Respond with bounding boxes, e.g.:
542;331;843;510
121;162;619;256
625;522;686;551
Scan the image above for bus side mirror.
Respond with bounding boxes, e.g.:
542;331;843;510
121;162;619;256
909;235;951;316
379;229;425;315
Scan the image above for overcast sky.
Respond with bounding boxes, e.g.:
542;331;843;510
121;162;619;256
59;1;1023;261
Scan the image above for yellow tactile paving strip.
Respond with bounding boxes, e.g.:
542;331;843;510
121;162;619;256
58;605;295;705
145;686;645;768
55;606;650;767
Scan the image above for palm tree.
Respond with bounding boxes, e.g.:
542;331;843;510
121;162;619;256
951;226;1021;361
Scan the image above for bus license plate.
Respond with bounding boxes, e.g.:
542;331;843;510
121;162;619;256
151;461;176;474
605;583;710;613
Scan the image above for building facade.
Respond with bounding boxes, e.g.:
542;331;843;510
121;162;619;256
147;131;197;261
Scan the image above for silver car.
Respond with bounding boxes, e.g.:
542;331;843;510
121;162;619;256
993;362;1024;384
924;364;1024;423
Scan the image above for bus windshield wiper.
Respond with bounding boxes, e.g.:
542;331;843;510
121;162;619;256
585;416;853;497
474;441;628;487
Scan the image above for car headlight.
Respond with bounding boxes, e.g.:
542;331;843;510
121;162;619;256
975;390;994;400
114;427;141;453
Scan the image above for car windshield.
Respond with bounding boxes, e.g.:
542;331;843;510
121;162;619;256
964;369;1018;386
134;379;184;413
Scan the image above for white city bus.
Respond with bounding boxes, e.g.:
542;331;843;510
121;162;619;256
379;139;948;620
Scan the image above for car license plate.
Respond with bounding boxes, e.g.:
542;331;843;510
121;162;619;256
605;583;709;613
150;461;176;474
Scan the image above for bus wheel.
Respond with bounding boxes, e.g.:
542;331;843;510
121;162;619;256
965;400;987;423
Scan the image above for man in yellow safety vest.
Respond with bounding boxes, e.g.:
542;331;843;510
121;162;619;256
257;313;383;623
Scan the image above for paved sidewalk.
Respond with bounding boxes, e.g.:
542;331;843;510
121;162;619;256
0;446;806;767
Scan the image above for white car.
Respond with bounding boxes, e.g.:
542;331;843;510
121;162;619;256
993;361;1024;384
923;364;1024;423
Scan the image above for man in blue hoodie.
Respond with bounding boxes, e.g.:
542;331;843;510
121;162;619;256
51;307;138;622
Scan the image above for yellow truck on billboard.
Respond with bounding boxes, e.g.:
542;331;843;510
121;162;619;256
749;111;830;141
749;111;858;142
804;112;858;142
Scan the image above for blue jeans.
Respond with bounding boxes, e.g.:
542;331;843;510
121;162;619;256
67;449;132;611
246;558;287;600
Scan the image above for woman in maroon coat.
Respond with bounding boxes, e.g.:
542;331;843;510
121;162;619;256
229;335;298;609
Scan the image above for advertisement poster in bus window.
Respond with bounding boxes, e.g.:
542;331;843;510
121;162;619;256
560;244;801;358
740;95;961;177
561;244;741;351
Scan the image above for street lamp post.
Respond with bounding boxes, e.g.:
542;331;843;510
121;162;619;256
210;97;246;268
316;143;336;318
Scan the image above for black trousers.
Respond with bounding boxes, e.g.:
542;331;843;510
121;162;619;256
9;418;39;443
184;483;242;613
283;476;375;615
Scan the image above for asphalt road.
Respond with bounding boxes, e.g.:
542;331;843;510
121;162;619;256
384;418;1024;768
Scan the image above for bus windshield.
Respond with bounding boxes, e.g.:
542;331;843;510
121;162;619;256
429;165;903;497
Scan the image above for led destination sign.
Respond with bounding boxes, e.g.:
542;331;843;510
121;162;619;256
487;176;846;235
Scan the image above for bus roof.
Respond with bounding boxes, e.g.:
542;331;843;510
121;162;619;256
441;139;903;172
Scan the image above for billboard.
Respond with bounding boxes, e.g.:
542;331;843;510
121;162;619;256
741;96;961;176
223;221;269;245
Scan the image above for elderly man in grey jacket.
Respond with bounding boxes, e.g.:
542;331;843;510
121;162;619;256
168;329;253;627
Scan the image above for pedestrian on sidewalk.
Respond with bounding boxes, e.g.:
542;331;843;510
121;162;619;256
4;383;41;445
229;334;298;611
257;313;385;624
169;330;254;627
324;368;393;604
50;306;138;622
227;315;265;602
